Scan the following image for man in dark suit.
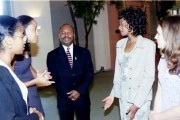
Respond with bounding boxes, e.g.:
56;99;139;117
46;24;94;120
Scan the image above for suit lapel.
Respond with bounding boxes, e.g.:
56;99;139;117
72;46;80;70
1;69;22;97
58;46;72;70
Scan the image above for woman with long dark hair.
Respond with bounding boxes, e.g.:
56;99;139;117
13;15;54;117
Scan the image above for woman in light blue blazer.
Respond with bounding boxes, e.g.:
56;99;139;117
103;7;156;120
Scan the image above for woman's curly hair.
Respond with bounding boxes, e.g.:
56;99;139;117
159;15;180;75
118;7;147;36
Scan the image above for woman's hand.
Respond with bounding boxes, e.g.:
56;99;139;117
149;111;160;120
127;104;139;120
102;96;114;110
29;107;44;120
35;69;54;87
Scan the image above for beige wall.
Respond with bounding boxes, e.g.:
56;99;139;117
93;3;111;71
10;0;54;72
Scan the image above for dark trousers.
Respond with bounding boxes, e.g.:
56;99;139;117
58;97;90;120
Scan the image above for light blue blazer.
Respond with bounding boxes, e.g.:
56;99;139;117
110;35;156;108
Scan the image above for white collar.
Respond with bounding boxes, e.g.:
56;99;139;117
63;44;73;51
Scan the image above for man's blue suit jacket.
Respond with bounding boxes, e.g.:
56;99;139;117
47;45;94;109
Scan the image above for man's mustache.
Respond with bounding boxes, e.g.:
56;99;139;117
62;36;72;39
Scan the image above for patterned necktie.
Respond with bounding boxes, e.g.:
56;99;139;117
66;47;73;67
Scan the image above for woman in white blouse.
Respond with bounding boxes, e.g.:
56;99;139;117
149;15;180;120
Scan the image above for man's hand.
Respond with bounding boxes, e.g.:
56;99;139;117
67;90;80;101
